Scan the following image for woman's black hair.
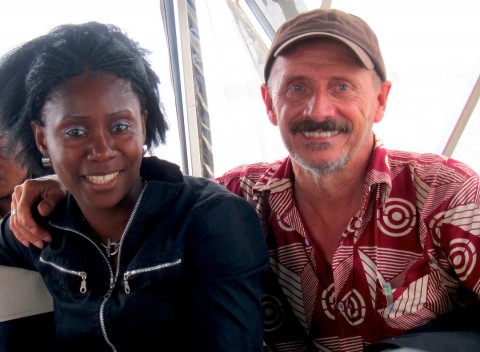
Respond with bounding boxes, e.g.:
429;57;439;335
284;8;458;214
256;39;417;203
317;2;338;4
0;33;51;177
0;21;168;175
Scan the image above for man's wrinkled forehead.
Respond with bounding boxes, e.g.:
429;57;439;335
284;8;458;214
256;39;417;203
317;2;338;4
276;36;368;67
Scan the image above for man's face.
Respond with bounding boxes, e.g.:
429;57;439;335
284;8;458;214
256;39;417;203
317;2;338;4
0;135;28;199
262;39;390;175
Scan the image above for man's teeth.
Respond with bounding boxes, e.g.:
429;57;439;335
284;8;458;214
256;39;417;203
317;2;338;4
303;130;340;138
86;172;119;184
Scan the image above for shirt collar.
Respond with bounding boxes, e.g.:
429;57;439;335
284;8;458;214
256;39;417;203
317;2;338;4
251;136;393;211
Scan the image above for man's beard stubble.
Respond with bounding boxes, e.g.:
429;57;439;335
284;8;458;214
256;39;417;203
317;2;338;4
285;118;358;176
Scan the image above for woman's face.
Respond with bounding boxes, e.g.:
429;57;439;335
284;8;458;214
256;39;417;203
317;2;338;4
0;135;28;200
32;71;147;213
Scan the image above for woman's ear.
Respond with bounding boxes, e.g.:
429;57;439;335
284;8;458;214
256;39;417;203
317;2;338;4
142;111;148;140
31;121;49;156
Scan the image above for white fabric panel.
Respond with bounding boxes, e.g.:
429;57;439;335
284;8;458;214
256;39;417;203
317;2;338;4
0;266;53;322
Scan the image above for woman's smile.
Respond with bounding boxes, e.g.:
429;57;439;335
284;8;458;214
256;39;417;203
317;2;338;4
85;172;119;185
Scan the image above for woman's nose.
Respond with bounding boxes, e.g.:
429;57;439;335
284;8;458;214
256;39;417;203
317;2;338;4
87;132;117;161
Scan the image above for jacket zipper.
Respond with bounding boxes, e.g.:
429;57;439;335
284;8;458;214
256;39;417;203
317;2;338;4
123;258;182;293
100;182;147;352
39;256;88;293
45;181;148;352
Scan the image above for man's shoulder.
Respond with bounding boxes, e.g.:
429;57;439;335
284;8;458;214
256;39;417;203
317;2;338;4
216;159;285;183
215;158;288;196
386;149;478;178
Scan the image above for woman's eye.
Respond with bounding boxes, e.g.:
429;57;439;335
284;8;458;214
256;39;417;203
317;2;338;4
112;123;130;133
65;128;85;137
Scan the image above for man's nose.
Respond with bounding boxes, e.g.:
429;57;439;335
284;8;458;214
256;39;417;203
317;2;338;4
304;89;336;119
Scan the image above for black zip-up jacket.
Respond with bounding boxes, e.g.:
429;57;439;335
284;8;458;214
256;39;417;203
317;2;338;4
0;157;268;351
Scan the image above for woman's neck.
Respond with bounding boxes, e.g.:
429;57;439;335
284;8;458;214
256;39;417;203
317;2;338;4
79;176;145;244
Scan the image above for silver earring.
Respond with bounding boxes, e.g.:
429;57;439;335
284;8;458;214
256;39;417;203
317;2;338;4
142;145;148;156
41;156;52;168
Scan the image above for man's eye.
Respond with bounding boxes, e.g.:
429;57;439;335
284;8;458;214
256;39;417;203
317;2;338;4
285;84;306;98
290;84;303;92
338;84;349;91
283;82;310;99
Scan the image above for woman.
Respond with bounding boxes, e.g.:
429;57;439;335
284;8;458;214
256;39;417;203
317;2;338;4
0;22;267;351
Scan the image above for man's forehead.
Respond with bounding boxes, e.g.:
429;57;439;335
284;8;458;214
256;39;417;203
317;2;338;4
273;39;365;76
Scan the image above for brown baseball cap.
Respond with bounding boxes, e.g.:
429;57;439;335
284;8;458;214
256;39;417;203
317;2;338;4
264;8;386;83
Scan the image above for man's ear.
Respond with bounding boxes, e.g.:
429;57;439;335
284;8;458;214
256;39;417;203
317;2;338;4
31;121;49;156
261;83;278;126
374;80;392;123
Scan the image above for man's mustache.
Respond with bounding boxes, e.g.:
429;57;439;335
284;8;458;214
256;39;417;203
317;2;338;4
290;119;351;134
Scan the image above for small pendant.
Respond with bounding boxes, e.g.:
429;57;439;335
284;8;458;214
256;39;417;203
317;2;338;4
103;238;120;257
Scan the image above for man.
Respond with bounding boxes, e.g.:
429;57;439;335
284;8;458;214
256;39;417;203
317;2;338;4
0;32;59;351
0;133;57;351
8;9;480;352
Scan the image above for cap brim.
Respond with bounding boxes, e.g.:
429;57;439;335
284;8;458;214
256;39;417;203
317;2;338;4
273;32;375;71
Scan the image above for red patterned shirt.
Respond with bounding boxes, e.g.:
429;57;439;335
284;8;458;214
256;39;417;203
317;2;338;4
216;139;480;352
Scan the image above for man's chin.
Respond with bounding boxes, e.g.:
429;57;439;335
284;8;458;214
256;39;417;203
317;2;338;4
293;154;349;176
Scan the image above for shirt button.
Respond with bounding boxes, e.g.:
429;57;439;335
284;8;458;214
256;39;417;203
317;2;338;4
337;302;344;311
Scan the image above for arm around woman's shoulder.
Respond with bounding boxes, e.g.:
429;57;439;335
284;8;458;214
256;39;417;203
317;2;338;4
0;215;39;268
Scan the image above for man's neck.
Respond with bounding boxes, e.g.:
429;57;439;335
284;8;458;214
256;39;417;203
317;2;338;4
296;170;364;214
292;162;368;264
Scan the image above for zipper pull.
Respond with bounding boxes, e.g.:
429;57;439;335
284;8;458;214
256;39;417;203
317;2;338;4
79;271;87;293
124;272;131;294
